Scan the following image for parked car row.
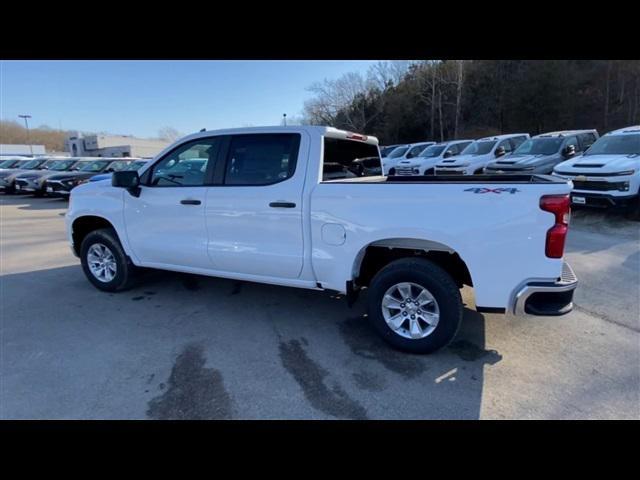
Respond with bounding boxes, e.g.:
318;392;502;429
379;125;639;217
0;157;148;198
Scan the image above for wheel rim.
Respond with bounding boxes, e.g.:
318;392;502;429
381;282;440;339
87;243;117;283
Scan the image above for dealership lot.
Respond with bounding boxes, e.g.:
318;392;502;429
1;195;638;419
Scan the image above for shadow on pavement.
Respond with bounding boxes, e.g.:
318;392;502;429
1;265;501;419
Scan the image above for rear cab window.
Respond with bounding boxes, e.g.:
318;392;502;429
322;137;381;181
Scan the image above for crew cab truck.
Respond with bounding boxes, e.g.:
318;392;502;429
395;140;473;176
382;142;435;175
552;125;640;219
66;126;577;354
435;134;529;175
485;130;599;175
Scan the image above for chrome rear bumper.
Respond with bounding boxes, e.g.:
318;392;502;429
511;261;578;316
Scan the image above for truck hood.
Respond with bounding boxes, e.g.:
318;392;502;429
494;154;550;165
436;153;490;167
554;154;640;174
488;154;559;168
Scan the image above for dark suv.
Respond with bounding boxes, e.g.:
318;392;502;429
484;130;599;174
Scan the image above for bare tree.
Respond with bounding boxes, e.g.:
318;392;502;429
414;60;443;139
303;71;380;131
157;126;183;142
453;60;465;138
367;60;411;90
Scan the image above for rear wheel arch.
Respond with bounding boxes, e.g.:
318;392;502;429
352;238;473;290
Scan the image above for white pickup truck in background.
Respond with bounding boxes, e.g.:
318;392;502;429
66;126;577;353
435;134;530;175
553;125;640;219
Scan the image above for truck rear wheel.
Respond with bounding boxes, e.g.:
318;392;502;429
367;258;463;354
80;228;137;292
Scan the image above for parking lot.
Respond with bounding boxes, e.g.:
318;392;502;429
1;194;638;419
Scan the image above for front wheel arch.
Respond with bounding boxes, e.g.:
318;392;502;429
72;215;120;257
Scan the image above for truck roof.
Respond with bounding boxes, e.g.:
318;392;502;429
181;125;379;146
535;129;597;138
476;133;529;141
606;125;640;136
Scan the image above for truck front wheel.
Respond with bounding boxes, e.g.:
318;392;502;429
367;258;463;354
80;228;137;292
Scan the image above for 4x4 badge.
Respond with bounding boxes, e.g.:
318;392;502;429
464;187;520;194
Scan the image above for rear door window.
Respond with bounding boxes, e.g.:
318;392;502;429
323;137;381;180
224;134;300;186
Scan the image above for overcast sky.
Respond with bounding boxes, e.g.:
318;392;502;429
1;60;379;138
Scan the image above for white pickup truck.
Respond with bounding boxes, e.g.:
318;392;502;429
66;126;577;353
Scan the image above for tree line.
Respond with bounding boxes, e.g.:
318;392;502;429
302;60;640;145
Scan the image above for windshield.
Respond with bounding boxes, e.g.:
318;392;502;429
380;146;397;157
388;146;409;158
408;144;428;156
79;160;110;172
129;161;147;170
419;145;446;158
21;159;44;169
0;160;19;168
105;161;130;172
49;160;77;171
584;134;640;156
461;141;497;156
514;138;563;156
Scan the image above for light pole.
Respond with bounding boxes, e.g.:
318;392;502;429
18;115;33;155
283;113;287;126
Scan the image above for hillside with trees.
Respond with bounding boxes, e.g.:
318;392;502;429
303;60;640;144
1;121;184;153
0;120;74;152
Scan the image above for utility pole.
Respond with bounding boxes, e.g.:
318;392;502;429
18;114;33;155
283;113;287;126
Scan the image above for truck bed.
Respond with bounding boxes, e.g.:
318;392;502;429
324;174;568;184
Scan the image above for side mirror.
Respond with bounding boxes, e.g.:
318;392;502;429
563;145;576;157
495;146;506;157
112;170;141;197
443;150;454;158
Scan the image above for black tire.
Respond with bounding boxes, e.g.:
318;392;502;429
473;168;484;175
33;187;46;197
625;194;640;221
4;182;16;194
80;228;137;292
367;257;463;354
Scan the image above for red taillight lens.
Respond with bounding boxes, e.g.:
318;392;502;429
346;132;368;141
540;194;570;258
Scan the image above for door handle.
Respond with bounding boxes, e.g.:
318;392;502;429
269;202;296;208
180;199;201;205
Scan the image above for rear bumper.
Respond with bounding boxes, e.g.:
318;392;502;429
510;261;578;316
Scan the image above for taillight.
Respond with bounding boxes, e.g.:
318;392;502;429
540;194;570;258
346;132;368;141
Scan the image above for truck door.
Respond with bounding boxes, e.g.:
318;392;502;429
123;137;223;268
205;132;307;279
